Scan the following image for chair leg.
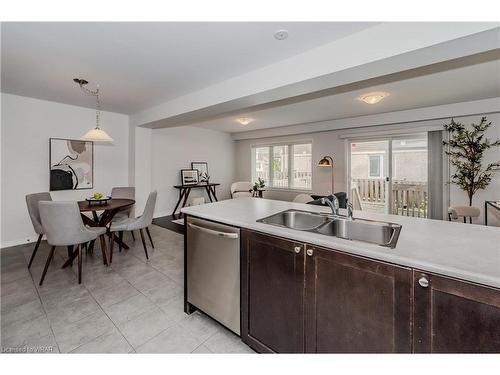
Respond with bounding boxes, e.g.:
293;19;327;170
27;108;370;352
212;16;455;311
145;227;154;249
89;239;95;254
139;229;149;260
118;231;123;252
131;231;135;241
109;233;115;264
39;246;56;286
67;245;74;266
77;245;82;284
99;235;109;266
28;234;43;269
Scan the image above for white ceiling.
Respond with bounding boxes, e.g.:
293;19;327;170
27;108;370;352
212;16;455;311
1;22;378;114
189;59;500;133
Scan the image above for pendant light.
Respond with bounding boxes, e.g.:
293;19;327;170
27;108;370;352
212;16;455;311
74;78;114;143
318;155;335;193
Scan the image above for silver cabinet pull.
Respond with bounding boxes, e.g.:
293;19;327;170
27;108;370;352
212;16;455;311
418;276;429;288
306;249;314;257
294;246;301;254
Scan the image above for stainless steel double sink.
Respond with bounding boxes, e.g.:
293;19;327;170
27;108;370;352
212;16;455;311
257;209;402;248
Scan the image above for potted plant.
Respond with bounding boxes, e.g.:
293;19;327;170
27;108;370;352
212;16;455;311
443;116;500;206
253;178;265;196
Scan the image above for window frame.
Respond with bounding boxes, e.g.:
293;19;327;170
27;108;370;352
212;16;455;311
251;141;313;191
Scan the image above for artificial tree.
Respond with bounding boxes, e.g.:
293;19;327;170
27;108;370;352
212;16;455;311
443;116;500;206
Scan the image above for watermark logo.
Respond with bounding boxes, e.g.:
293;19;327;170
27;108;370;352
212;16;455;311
2;345;55;353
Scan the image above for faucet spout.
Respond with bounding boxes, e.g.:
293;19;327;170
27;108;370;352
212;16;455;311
321;196;340;216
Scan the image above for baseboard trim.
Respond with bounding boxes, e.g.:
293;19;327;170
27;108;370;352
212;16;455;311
1;235;41;250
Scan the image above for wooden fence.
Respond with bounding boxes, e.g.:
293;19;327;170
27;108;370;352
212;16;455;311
352;178;428;217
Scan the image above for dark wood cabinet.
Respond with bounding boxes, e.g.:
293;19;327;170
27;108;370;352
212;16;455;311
240;229;500;353
304;245;412;353
413;271;500;353
241;230;305;353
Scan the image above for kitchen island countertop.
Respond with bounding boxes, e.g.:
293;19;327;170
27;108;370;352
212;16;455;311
182;198;500;289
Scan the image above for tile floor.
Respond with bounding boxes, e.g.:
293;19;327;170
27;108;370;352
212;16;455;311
0;225;254;354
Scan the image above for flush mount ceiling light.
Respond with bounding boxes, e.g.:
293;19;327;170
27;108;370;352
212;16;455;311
236;117;255;126
357;91;390;105
274;29;289;40
74;78;114;143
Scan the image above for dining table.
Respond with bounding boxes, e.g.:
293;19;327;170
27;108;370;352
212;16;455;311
79;198;135;253
61;198;136;269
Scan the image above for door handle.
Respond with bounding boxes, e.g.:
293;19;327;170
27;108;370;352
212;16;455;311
294;246;301;254
187;222;239;239
306;249;314;257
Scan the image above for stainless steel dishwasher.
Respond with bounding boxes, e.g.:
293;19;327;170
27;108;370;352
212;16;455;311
186;216;240;335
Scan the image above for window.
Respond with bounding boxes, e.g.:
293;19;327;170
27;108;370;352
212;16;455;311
369;155;382;178
252;142;312;190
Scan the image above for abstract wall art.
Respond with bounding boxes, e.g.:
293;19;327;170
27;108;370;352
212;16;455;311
49;138;93;191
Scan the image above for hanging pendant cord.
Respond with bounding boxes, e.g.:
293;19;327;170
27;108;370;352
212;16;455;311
78;83;100;129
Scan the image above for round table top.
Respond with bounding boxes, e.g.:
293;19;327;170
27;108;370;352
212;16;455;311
78;198;135;212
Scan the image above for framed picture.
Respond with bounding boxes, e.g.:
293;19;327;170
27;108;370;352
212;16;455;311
181;169;199;186
49;138;93;191
191;161;208;177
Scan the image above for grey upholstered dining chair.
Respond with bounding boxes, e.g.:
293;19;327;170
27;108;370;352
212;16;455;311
110;186;136;239
25;192;52;269
109;191;157;262
38;201;108;285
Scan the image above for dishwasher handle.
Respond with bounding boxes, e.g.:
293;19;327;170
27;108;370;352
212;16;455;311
187;222;239;239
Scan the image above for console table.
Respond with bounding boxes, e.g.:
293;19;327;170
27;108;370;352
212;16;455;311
484;200;500;226
172;183;220;219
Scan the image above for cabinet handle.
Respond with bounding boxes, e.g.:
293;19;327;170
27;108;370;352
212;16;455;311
306;249;314;257
294;246;301;254
418;276;429;288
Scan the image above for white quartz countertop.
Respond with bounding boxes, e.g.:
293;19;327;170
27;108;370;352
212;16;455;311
182;198;500;289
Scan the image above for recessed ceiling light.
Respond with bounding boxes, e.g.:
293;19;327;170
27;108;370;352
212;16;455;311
358;91;390;104
236;117;254;126
274;30;289;40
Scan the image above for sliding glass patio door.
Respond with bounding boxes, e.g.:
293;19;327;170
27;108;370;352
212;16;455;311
349;134;429;218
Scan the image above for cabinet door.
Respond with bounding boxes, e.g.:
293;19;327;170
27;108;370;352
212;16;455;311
241;230;305;353
305;246;412;353
413;271;500;353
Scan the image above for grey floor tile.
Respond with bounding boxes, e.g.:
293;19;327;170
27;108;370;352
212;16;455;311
83;269;126;292
51;310;115;353
118;307;175;348
70;328;133;353
136;323;202;353
103;293;156;325
142;279;182;306
178;311;221;343
1;286;40;312
1;275;36;297
203;329;254;354
191;344;213;353
1;314;53;348
39;283;89;307
1;265;31;284
90;282;139;308
116;262;156;282
158;294;190;326
1;299;45;327
0;225;202;354
128;270;171;292
45;294;101;326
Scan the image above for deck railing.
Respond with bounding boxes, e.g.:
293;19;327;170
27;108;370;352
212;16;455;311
352;178;428;217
